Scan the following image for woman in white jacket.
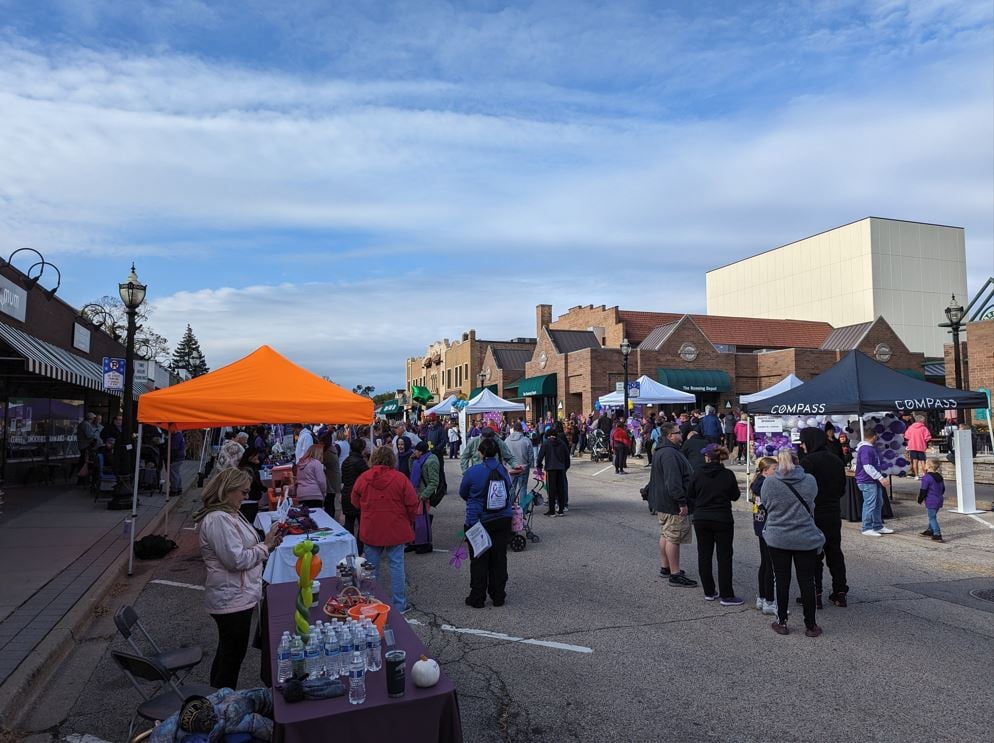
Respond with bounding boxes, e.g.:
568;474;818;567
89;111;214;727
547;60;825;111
195;468;282;689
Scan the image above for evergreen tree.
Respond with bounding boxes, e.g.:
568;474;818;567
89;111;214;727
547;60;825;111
170;325;209;376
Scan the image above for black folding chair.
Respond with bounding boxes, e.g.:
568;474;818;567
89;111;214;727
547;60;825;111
114;605;203;681
111;650;214;739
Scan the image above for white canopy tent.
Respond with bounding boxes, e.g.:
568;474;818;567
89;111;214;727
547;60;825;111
739;374;804;404
739;374;805;475
458;389;526;443
424;394;459;416
597;375;695;407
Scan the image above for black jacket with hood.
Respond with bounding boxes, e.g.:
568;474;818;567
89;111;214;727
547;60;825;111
687;461;741;524
798;427;847;516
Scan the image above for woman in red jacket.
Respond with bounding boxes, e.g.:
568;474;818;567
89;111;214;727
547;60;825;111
353;446;420;612
611;418;631;474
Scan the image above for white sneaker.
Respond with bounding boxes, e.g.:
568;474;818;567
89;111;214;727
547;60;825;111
878;527;895;534
762;600;777;616
862;529;882;536
755;596;764;611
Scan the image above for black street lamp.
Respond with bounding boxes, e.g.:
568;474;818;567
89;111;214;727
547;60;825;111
119;264;147;467
621;337;632;419
189;350;203;378
941;294;965;390
478;371;486;392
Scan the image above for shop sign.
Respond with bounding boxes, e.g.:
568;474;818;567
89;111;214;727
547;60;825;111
754;416;783;433
627;380;640;398
134;359;148;382
103;357;125;391
615;382;624;393
683;384;718;392
0;274;27;322
72;323;91;353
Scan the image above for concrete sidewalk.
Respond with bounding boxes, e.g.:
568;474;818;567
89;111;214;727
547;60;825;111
0;460;200;689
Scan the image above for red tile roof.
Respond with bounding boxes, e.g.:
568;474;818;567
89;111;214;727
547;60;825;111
617;311;683;343
619;310;833;349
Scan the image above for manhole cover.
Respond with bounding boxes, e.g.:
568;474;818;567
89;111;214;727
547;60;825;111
969;588;994;603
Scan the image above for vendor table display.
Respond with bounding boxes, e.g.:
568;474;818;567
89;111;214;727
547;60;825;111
255;509;358;584
266;577;463;743
840;475;894;523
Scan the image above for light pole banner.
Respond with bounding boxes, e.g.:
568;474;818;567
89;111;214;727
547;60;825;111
627;380;640;398
133;359;148;382
103;357;125;391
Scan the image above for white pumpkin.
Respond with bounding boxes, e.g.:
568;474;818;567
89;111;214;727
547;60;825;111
412;655;440;688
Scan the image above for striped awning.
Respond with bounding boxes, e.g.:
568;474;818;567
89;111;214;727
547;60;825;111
0;321;143;398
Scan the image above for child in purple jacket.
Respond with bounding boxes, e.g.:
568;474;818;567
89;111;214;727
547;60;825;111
918;460;945;542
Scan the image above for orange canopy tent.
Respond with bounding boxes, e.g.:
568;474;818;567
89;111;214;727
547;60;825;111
129;345;373;575
137;344;374;430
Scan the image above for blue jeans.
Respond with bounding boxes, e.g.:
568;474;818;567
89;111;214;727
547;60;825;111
511;473;528;504
364;544;407;611
926;507;941;535
859;482;882;531
169;459;184;495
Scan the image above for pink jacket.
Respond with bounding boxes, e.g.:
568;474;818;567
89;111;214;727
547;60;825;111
734;421;750;443
905;421;931;452
295;457;327;502
199;511;269;614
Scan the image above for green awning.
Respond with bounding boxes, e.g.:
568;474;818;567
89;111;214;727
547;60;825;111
898;368;925;381
657;368;731;393
503;377;525;390
410;385;433;404
468;384;498;398
519;373;557;397
377;400;402;415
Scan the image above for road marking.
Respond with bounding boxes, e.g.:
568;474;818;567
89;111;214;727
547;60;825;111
150;579;204;591
183;526;198;530
438;623;593;654
432;549;450;553
591;465;614;477
967;514;994;529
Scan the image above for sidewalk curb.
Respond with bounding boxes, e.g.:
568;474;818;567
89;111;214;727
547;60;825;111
0;478;197;731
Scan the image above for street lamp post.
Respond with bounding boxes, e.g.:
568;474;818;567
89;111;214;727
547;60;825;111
118;264;147;472
941;294;965;391
621;337;632;419
190;350;203;378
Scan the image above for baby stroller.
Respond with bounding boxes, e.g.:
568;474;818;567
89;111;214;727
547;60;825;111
509;469;544;552
589;429;610;462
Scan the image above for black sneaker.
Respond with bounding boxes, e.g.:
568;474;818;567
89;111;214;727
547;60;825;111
919;529;934;537
828;592;848;608
659;568;685;578
669;574;698;588
931;534;944;542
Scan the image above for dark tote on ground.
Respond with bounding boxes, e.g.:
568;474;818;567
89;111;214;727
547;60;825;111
265;577;463;743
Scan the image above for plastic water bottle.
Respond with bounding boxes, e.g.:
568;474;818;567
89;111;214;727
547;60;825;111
348;650;366;704
290;635;306;678
276;632;292;683
339;626;353;677
365;625;382;671
324;627;341;677
304;634;321;678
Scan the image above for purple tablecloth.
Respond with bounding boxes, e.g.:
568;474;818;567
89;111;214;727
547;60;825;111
266;577;463;743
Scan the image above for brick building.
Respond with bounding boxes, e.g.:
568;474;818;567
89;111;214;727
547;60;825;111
516;304;926;421
944;318;994;426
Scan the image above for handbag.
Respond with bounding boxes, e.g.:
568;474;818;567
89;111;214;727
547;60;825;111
413;500;433;553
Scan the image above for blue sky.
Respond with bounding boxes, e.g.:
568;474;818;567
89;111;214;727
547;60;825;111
0;0;991;391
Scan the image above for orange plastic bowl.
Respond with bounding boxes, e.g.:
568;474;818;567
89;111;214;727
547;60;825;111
348;602;390;636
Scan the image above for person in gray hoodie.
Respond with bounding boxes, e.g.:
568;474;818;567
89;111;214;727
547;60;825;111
760;449;825;637
504;422;534;505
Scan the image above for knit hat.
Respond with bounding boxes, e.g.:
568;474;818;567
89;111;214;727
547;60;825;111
414;440;429;454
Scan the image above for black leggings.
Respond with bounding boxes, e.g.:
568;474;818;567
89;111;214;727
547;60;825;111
613;443;628;472
209;607;254;689
545;470;565;514
757;536;774;601
694;520;734;598
768;546;819;628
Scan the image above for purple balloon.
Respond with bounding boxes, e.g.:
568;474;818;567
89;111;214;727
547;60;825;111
890;421;906;433
898;470;907;477
883;449;897;460
874;424;885;433
895;458;908;468
764;445;776;454
881;431;894;441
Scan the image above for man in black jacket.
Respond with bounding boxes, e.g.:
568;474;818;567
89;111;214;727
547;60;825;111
681;430;709;471
648;423;697;587
799;427;849;607
537;430;570;516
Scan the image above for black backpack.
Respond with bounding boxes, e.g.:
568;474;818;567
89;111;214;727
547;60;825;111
134;534;178;560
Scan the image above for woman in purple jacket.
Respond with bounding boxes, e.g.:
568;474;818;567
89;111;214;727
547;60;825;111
918;460;945;542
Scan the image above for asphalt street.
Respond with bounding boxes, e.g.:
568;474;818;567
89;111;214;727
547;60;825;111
29;455;994;743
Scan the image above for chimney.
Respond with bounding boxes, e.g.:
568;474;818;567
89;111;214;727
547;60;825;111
536;304;552;336
469;329;476;341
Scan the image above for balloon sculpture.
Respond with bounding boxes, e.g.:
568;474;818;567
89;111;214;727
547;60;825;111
292;540;321;641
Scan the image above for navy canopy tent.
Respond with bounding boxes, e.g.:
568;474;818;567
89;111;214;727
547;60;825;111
747;350;990;415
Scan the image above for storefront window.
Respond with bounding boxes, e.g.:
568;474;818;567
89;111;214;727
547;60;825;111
4;397;84;463
6;398;51;462
48;399;85;460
